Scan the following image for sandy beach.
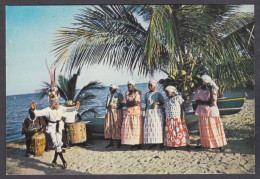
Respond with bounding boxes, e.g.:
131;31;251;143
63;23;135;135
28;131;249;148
6;99;255;175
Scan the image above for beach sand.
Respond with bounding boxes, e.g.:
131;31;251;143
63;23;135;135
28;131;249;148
6;99;255;175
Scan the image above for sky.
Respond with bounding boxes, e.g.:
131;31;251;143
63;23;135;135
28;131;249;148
6;5;254;96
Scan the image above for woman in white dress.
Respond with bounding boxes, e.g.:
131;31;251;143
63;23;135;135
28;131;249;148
143;80;165;149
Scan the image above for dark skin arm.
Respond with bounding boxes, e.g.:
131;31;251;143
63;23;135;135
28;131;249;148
125;100;136;107
208;85;214;107
21;120;28;134
181;104;185;124
77;113;82;121
38;117;47;133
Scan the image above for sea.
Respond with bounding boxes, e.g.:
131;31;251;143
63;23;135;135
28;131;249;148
6;82;254;142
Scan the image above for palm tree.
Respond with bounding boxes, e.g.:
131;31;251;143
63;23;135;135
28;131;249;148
36;69;105;117
51;5;254;98
141;5;254;98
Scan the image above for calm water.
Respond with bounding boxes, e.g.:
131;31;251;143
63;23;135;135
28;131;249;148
6;83;253;142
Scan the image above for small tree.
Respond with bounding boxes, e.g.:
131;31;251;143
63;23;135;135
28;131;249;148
36;70;105;117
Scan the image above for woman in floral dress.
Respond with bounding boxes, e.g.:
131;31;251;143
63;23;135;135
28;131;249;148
164;86;190;150
121;80;143;149
144;80;164;149
193;75;226;152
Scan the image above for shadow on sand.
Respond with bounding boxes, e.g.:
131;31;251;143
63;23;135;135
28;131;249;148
6;140;90;175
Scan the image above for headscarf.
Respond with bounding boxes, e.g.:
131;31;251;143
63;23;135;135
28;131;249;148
201;75;219;90
110;83;118;89
127;80;135;86
149;80;157;87
165;85;178;95
127;80;141;94
110;83;121;94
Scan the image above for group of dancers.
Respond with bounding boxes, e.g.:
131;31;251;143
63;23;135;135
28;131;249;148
22;72;227;170
104;75;227;152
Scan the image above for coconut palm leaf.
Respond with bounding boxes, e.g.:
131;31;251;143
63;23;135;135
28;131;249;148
34;81;50;100
76;93;96;106
52;5;148;75
143;5;238;69
80;108;100;117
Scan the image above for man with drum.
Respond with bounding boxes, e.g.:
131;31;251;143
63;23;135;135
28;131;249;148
22;109;47;157
62;100;94;149
63;100;81;148
29;91;80;169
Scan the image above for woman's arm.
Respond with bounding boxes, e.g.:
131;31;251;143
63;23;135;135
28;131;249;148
117;93;124;109
181;104;185;124
152;93;164;108
208;86;214;106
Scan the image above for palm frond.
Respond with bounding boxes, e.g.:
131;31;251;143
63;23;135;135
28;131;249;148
77;93;96;106
80;108;99;117
52;5;148;75
34;81;50;100
75;81;104;101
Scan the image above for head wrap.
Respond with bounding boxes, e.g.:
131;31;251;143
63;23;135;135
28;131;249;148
110;83;118;89
201;75;219;90
165;85;178;94
149;80;157;87
127;80;135;86
109;83;122;94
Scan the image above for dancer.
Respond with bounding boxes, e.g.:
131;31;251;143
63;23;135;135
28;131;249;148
29;61;79;169
121;80;143;149
143;80;164;149
193;75;227;152
104;84;123;148
164;86;190;150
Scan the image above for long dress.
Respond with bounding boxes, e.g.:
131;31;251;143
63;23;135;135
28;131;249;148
104;91;123;140
143;91;164;144
193;87;227;148
121;91;143;145
164;95;190;147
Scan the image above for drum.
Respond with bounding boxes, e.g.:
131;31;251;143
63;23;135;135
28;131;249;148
31;132;46;156
66;122;87;144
